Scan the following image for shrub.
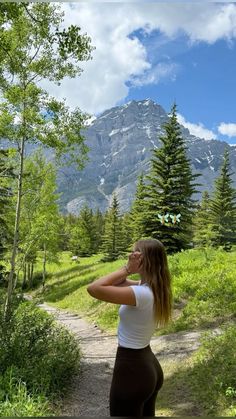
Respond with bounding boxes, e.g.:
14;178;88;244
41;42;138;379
0;300;80;396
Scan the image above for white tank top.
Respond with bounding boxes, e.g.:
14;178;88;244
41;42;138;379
118;283;156;349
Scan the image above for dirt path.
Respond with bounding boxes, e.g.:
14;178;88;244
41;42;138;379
37;302;221;416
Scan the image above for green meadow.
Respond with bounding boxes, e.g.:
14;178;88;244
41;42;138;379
33;247;236;335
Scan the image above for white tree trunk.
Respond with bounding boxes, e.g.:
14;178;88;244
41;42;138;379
42;243;46;288
4;136;25;319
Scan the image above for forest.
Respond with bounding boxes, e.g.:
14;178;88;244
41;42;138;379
0;3;236;417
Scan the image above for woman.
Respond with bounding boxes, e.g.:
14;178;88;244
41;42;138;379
87;238;173;417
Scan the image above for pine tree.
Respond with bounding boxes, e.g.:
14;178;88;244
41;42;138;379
93;208;105;252
193;191;214;248
120;211;133;252
77;205;97;256
101;194;124;261
208;148;236;251
129;173;148;243
62;214;78;252
144;103;201;254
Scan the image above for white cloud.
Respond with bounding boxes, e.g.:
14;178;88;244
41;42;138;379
218;122;236;138
40;3;236;114
130;62;179;86
177;114;217;140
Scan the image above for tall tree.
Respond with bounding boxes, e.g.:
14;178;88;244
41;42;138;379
144;103;201;254
93;208;105;252
101;194;125;261
129;173;148;243
76;205;97;256
121;211;133;252
0;3;93;317
19;150;61;289
193;191;214;248
208;148;236;251
69;220;81;256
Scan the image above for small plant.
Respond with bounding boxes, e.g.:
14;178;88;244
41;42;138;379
0;367;53;416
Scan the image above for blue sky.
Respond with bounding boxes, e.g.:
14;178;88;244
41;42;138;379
125;31;236;144
43;3;236;145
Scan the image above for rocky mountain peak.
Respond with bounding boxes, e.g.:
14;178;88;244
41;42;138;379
55;99;236;214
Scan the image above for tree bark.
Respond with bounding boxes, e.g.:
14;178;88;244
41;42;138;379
29;262;34;288
42;243;46;288
21;261;27;290
4;136;25;319
27;262;30;286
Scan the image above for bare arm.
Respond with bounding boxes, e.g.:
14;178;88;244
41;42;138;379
87;267;137;305
87;252;142;305
117;278;140;287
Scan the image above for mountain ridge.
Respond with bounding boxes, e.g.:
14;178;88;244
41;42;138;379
1;99;235;214
57;99;236;214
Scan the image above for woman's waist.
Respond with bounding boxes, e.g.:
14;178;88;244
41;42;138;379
116;344;153;359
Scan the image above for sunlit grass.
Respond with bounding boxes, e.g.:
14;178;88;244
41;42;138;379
156;325;236;417
33;252;133;331
31;248;236;334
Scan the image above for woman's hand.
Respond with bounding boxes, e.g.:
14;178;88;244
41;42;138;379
126;251;143;274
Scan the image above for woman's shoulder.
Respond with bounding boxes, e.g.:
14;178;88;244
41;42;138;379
130;283;153;308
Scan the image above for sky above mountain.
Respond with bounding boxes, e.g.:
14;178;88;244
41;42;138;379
41;2;236;145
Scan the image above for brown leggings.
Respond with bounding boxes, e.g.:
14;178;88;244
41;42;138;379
109;345;164;417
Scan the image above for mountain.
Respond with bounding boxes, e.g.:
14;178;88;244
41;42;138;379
1;99;236;214
57;99;236;214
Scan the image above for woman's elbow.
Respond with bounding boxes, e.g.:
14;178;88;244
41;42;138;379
87;284;96;297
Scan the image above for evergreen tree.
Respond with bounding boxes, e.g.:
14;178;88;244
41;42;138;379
77;205;97;256
193;191;214;248
129;173;148;243
208;148;236;250
144;103;201;254
120;211;133;253
68;217;80;256
101;194;124;261
61;213;78;252
93;208;105;251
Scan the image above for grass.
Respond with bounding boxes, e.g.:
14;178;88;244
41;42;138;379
156;325;236;417
32;252;129;332
31;247;236;335
163;247;236;334
0;374;54;417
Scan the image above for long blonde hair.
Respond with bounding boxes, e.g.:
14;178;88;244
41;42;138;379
134;238;173;327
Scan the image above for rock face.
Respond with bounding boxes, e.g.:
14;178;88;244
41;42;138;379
1;99;235;214
57;99;236;214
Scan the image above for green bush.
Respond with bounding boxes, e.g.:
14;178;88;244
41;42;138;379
0;300;80;396
190;325;236;415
